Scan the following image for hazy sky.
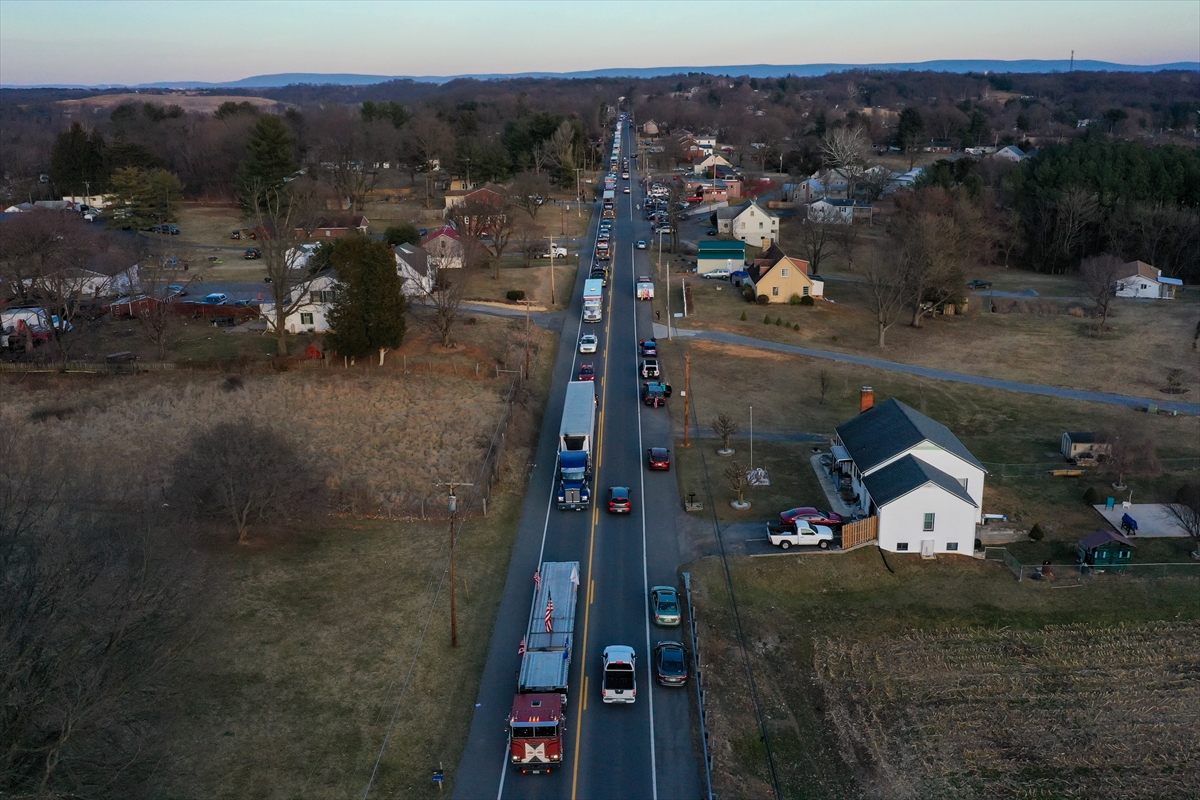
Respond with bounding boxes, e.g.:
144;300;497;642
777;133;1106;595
2;0;1198;86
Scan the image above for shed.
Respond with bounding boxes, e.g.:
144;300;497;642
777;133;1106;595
1060;432;1111;462
1076;529;1136;571
696;240;746;276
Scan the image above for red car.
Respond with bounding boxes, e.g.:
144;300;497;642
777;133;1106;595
647;447;671;470
779;507;843;528
608;486;632;513
577;363;595;381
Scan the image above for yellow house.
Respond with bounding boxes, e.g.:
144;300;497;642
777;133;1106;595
749;241;824;303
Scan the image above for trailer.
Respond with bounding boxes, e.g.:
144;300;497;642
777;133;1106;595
582;278;603;323
509;561;581;773
557;381;596;509
636;279;654;300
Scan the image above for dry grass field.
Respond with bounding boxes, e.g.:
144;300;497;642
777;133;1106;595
814;622;1200;799
668;267;1200;399
687;549;1200;800
58;92;285;115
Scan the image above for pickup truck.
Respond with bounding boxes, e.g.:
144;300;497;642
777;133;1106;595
537;246;567;259
640;358;659;378
766;520;835;550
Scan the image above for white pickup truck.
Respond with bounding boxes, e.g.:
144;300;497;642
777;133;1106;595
766;520;834;550
537;246;568;258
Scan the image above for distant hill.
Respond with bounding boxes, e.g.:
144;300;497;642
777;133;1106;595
7;59;1198;89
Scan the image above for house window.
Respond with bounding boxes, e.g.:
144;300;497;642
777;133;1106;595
923;513;936;532
325;230;331;237
802;286;810;297
771;286;779;297
896;542;909;551
781;268;789;278
946;542;959;551
759;222;764;229
300;313;314;325
958;478;968;491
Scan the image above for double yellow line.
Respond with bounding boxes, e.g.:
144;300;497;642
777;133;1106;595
570;268;617;797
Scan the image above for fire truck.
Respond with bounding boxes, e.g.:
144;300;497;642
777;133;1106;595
508;561;580;774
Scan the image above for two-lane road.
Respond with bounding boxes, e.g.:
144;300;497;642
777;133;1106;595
455;121;700;800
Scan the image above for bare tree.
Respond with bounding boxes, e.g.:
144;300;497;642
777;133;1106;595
419;245;467;347
832;218;862;272
514;216;546;267
448;193;513;279
1080;253;1123;335
1052;187;1100;265
1165;483;1200;549
170;420;320;545
1;428;197;798
724;460;751;508
862;244;909;348
132;265;195;359
247;180;321;356
405;110;455;209
799;208;836;274
710;414;740;455
1100;428;1160;489
547;119;578;174
666;181;686;253
820;126;867;199
510;171;551;221
819;369;831;404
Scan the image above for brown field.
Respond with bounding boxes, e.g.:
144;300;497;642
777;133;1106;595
58;92;285;114
666;267;1200;399
814;621;1200;799
686;549;1200;800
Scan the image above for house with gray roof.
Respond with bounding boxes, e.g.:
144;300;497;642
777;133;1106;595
833;391;986;555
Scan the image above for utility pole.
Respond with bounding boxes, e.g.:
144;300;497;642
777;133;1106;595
575;168;583;217
523;301;531;379
438;481;474;648
682;353;691;447
545;235;557;307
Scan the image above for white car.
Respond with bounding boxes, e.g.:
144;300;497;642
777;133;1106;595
636;240;647;249
702;268;731;280
579;333;599;354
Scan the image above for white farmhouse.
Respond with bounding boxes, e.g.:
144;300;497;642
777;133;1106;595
260;272;337;334
395;243;434;298
715;199;779;248
833;392;986;556
1114;260;1181;299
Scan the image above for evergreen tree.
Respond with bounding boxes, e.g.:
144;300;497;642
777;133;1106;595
384;224;421;247
325;237;407;364
895;108;925;169
237;115;297;211
49;122;106;194
106;167;183;230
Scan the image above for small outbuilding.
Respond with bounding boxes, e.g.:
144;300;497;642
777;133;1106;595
1060;432;1111;464
696;240;746;276
1077;529;1136;572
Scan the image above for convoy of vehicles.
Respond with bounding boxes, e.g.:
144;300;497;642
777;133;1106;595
508;561;580;773
557;381;596;510
582;278;604;322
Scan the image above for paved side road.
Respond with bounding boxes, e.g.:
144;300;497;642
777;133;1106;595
655;324;1200;416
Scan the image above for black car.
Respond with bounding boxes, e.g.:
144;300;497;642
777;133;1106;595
967;280;993;290
244;248;262;260
653;641;688;686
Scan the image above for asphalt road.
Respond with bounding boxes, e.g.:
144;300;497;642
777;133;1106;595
455;122;701;800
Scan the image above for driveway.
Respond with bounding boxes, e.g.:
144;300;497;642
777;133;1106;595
654;324;1200;416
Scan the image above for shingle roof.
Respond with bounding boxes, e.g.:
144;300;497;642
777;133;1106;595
1079;529;1136;550
1119;261;1159;281
1065;431;1098;444
862;454;977;508
836;398;984;473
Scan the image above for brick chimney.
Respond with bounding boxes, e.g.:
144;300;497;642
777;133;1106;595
860;386;874;414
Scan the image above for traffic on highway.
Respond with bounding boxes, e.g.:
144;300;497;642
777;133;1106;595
456;114;700;800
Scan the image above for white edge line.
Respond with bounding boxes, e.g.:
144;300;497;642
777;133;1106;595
496;191;600;800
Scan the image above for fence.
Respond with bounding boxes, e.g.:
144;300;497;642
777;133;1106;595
984;547;1200;584
981;458;1200;478
840;515;878;549
681;572;715;800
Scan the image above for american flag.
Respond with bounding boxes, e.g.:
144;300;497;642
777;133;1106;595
544;592;554;633
518;637;526;656
533;570;541;589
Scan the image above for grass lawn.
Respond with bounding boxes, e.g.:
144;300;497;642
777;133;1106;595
662;337;1200;543
160;497;524;800
688;548;1200;800
671;260;1200;398
462;259;582;310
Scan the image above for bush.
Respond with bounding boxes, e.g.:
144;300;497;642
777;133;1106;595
800;295;815;306
793;323;800;331
506;289;526;302
763;314;771;324
757;295;770;305
742;285;756;302
384;224;421;247
740;310;747;321
1083;486;1101;505
789;293;803;305
775;317;782;326
1028;523;1045;542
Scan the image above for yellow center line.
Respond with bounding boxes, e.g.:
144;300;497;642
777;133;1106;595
572;257;618;800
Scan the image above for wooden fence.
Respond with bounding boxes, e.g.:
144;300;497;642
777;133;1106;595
840;515;878;549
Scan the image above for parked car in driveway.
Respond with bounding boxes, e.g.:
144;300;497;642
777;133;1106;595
653;641;688;686
779;507;844;528
649;586;681;626
967;280;993;290
201;293;228;305
243;248;262;260
703;268;731;280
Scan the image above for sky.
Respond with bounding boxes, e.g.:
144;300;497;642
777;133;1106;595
1;0;1198;86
